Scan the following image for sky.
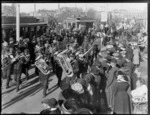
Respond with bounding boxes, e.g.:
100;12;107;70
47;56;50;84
2;3;147;13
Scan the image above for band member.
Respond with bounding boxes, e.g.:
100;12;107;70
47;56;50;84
13;47;24;92
53;54;63;87
77;54;88;78
70;53;79;79
22;48;31;81
2;47;13;89
37;49;51;97
9;37;15;48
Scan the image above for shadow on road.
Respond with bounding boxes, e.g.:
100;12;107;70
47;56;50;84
2;83;42;110
46;85;59;96
2;87;16;95
20;77;39;90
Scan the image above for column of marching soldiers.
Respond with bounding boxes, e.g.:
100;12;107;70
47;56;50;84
1;22;147;114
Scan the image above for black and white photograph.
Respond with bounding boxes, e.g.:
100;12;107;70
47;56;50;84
1;2;148;114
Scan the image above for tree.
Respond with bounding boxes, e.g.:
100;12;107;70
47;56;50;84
86;8;96;19
2;4;16;16
56;7;85;22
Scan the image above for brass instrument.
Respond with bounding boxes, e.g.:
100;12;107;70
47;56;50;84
35;56;51;75
1;55;12;70
82;46;94;57
14;53;25;61
57;49;73;77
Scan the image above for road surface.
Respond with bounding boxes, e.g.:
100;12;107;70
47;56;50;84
2;67;66;114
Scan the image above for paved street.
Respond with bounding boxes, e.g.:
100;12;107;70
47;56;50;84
1;58;147;114
2;67;66;114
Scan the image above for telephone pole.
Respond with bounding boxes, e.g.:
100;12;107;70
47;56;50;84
16;3;20;41
34;3;36;17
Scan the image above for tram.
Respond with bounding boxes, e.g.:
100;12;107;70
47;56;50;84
2;21;48;42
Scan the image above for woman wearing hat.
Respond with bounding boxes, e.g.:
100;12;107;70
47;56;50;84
113;74;131;114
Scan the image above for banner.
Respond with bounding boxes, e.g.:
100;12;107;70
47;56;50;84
101;12;107;22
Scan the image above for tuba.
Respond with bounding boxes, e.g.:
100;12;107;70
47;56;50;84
57;49;73;77
35;55;51;75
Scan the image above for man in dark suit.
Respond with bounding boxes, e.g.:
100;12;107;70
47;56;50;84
105;58;118;111
70;53;79;79
126;44;133;62
54;58;63;87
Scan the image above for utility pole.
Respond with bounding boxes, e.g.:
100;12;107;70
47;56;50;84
16;3;20;41
34;3;36;17
86;3;87;16
58;3;60;14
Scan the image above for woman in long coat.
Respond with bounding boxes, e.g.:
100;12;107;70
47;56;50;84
113;75;131;114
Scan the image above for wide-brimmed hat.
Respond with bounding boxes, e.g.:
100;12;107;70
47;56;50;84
71;83;84;94
41;98;58;108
